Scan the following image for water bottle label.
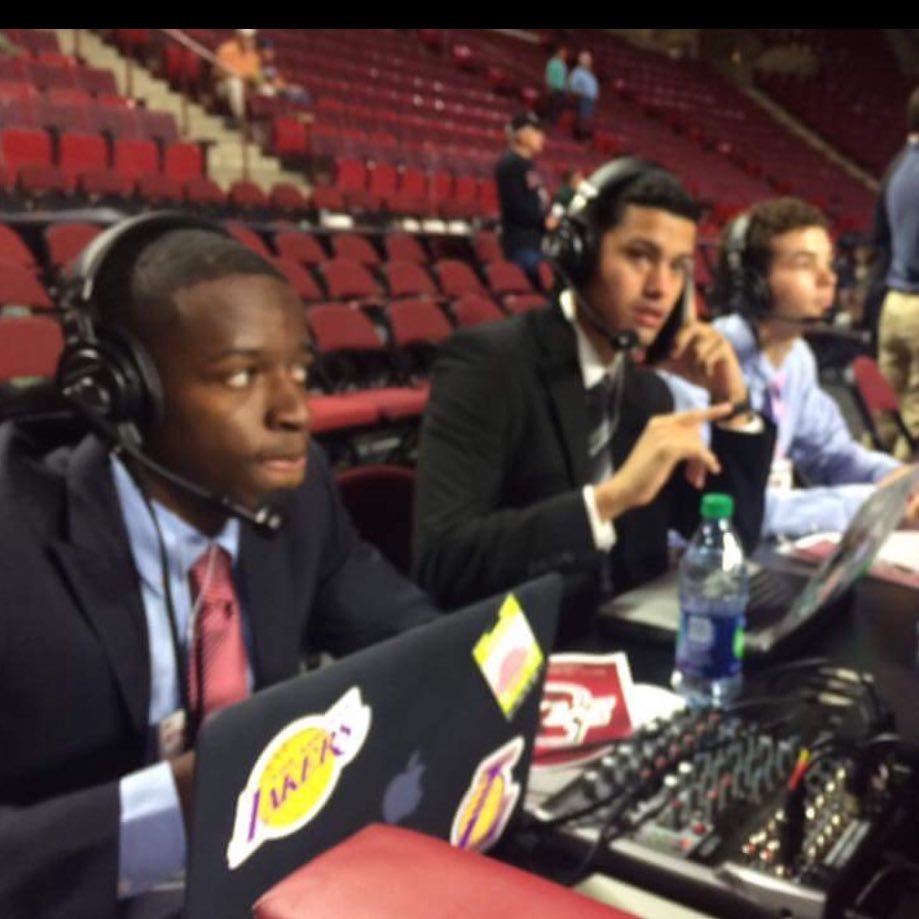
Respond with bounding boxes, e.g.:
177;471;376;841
676;611;744;681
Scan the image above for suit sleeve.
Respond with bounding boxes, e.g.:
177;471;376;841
0;785;119;919
413;331;599;609
664;388;775;553
306;446;440;656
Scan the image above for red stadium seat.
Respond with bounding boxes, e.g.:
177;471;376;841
163;141;203;181
311;186;345;211
473;231;503;265
484;259;534;297
384;233;428;265
388;298;453;347
136;174;183;204
0;224;39;272
433;259;486;298
79;168;133;201
0;263;54;311
274;230;327;266
269;182;310;216
271;257;324;303
59;132;108;183
1;127;52;178
381;261;438;299
0;315;63;381
331;233;380;266
306;304;427;420
44;222;102;273
183;176;227;209
452;293;505;328
113;138;159;182
319;258;382;301
228;180;269;212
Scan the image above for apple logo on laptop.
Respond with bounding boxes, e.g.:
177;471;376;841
382;751;425;825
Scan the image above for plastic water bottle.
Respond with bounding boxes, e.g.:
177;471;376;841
671;493;748;707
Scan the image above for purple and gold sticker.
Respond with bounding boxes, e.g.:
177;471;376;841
227;687;371;869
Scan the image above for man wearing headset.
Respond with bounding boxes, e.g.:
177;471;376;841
414;158;775;640
0;216;438;918
664;197;918;541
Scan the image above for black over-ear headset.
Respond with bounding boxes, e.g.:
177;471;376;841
543;156;655;288
542;156;695;362
721;211;772;318
56;210;282;535
57;211;224;445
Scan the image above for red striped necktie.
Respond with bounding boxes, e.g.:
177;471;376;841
187;546;249;722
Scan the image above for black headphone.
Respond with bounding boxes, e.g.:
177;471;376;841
56;211;226;445
721;211;772;318
543;156;657;288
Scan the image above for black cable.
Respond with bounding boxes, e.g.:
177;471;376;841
850;859;919;914
131;460;199;746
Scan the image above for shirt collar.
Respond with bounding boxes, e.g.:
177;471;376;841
715;313;788;407
560;288;623;390
111;454;240;598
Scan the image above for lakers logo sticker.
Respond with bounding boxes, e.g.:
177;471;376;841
227;687;371;869
450;736;523;853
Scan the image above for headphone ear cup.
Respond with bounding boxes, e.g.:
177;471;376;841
543;213;595;287
57;328;163;433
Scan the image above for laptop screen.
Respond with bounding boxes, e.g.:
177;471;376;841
184;573;561;919
771;465;919;644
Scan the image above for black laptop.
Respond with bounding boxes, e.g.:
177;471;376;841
183;573;561;919
597;466;919;655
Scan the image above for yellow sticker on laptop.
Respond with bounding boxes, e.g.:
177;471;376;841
473;594;545;719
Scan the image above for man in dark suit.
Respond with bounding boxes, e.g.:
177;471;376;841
414;159;774;639
0;218;437;918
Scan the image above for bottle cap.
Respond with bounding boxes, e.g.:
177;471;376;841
700;493;734;520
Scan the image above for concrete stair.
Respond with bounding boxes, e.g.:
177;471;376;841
53;28;308;193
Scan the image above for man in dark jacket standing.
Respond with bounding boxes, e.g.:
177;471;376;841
495;112;557;286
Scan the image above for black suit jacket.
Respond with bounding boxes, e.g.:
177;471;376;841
0;421;437;919
413;304;774;637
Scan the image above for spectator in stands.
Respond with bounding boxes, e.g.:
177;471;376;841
414;158;773;640
568;50;599;141
544;44;568;122
0;215;438;918
214;28;262;125
551;168;585;215
257;37;312;108
495;111;556;286
876;85;919;458
663;197;916;541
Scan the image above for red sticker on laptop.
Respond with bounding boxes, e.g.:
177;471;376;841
533;652;635;769
226;686;372;869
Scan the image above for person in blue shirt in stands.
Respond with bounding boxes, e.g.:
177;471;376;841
663;197;917;540
568;50;598;141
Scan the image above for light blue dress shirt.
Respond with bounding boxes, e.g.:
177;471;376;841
568;65;598;101
111;456;249;899
661;314;900;539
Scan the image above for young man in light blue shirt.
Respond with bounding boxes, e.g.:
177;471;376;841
663;197;916;540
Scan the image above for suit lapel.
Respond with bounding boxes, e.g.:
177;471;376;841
531;306;590;486
239;524;299;688
48;437;151;736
